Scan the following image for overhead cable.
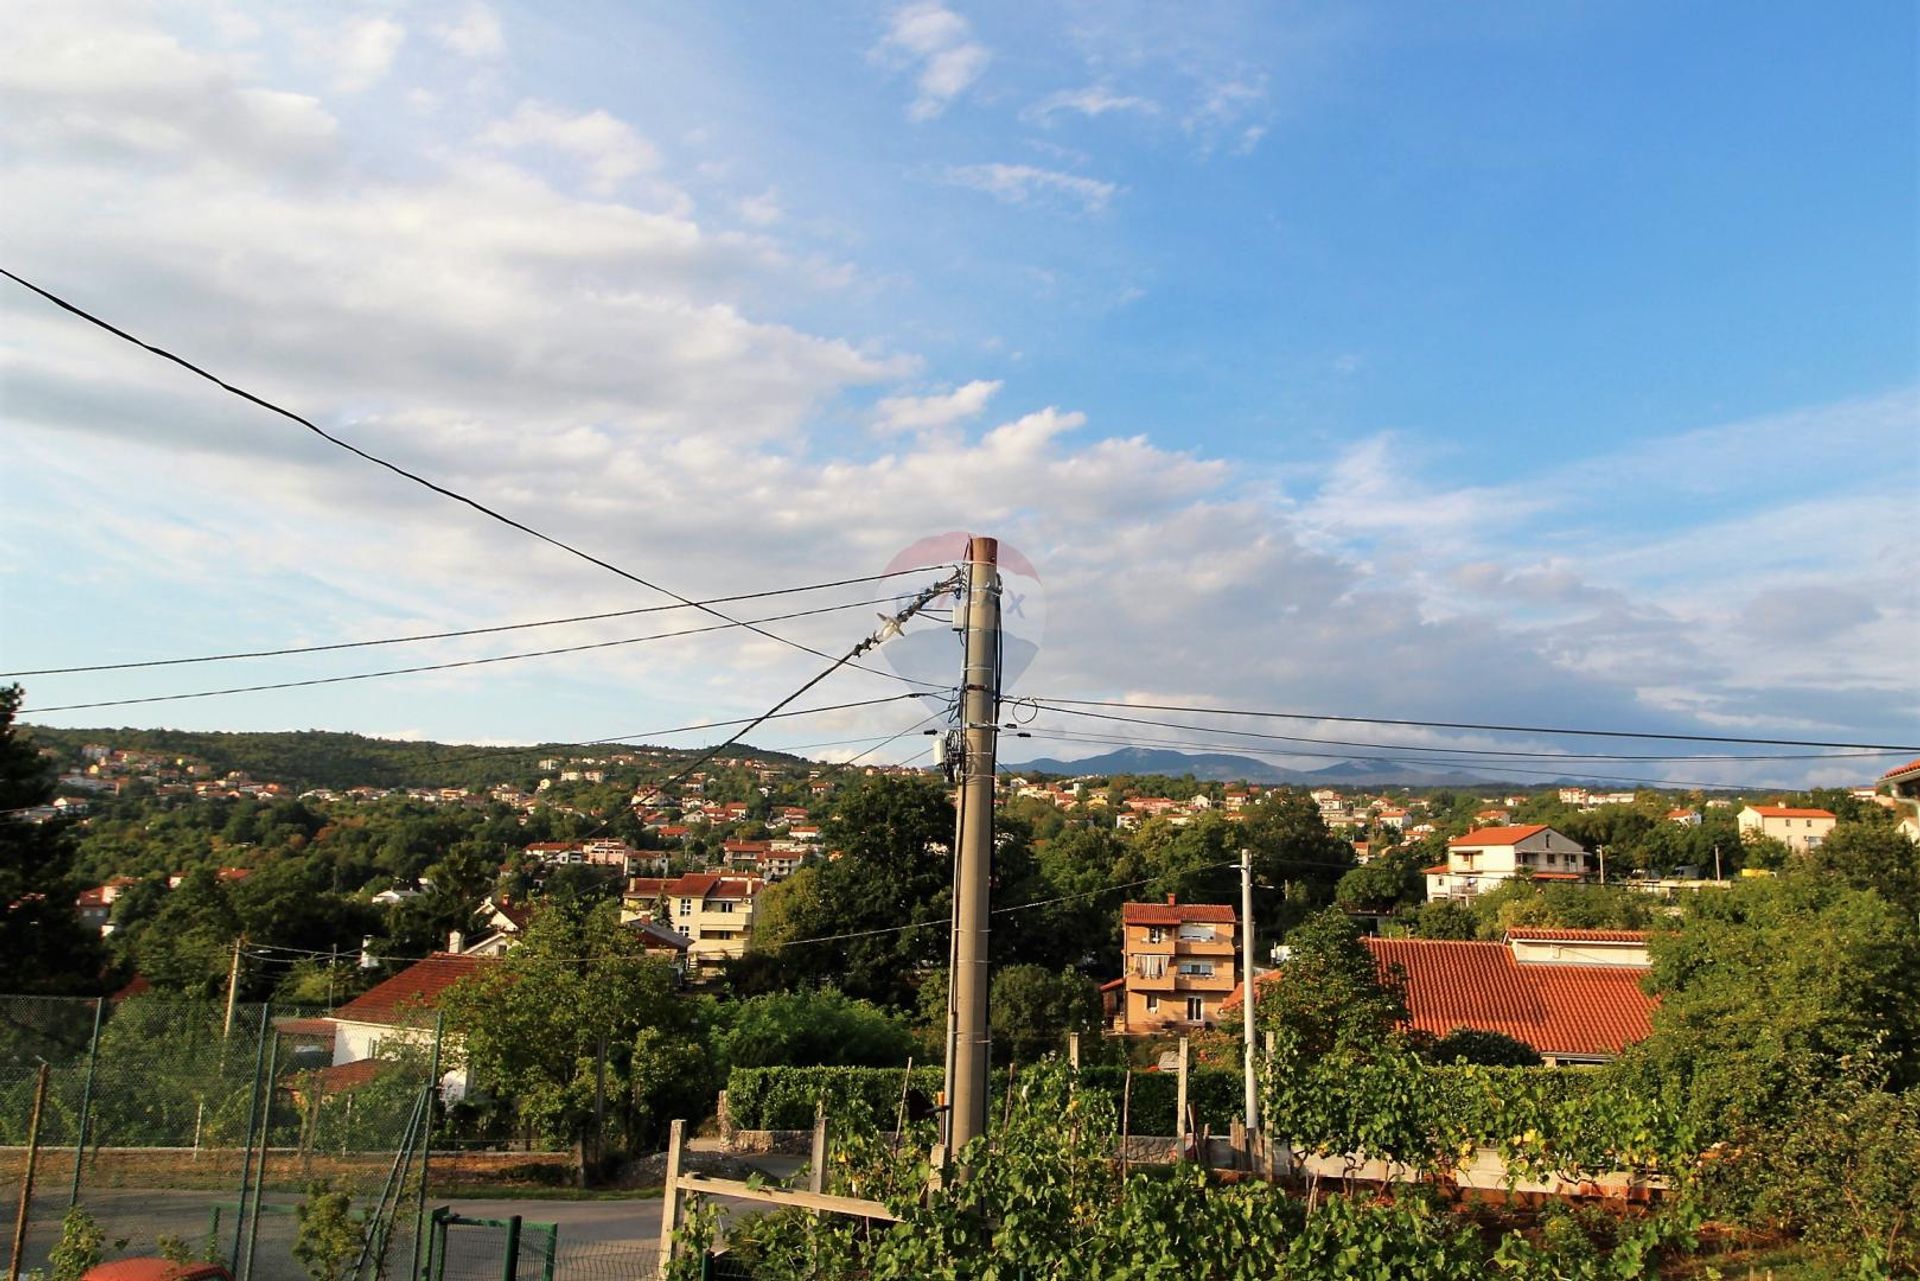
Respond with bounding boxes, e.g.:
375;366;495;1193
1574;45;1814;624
19;593;910;715
1026;696;1920;754
0;266;944;688
0;566;947;678
1023;702;1906;764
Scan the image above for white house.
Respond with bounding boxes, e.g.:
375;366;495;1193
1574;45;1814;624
1737;805;1836;853
322;953;490;1101
1882;759;1920;844
1424;824;1589;901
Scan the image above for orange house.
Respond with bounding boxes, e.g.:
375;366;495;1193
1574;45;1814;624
1112;896;1239;1034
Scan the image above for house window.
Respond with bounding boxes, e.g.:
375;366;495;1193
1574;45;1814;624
715;900;734;913
1185;997;1204;1022
1145;995;1159;1012
1177;961;1214;977
1146;926;1166;944
1176;923;1215;942
678;899;692;916
1133;954;1168;980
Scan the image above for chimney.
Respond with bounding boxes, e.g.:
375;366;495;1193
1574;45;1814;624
1166;893;1176;906
448;930;465;954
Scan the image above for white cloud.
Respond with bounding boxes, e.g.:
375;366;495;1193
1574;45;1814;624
479;100;660;193
874;379;1002;434
305;16;406;93
737;189;783;227
941;163;1117;212
873;2;990;122
0;10;338;167
1;3;1910;779
1027;85;1159;123
435;4;505;59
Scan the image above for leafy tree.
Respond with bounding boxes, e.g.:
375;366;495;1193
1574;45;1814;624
1411;899;1479;940
441;898;686;1149
1804;818;1919;919
1625;870;1920;1145
737;776;956;1006
707;989;914;1071
1423;1028;1542;1068
0;686;106;992
988;965;1100;1065
292;1182;366;1281
1334;847;1426;912
1241;793;1356;937
130;867;241;997
1258;908;1406;1057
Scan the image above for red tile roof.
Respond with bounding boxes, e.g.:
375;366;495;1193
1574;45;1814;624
1222;937;1655;1060
1449;824;1549;847
1746;806;1836;819
330;953;494;1026
1368;937;1652;1059
1122;901;1237;926
1880;758;1920;780
665;873;760;900
1503;928;1647;944
300;1058;390;1093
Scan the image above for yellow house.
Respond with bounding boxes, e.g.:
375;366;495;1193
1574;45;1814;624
1113;897;1239;1034
1737;805;1836;853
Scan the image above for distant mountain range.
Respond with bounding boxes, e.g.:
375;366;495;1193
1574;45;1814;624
1003;745;1544;788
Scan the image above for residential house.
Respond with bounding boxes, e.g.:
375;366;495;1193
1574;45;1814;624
1665;809;1701;826
1224;928;1655;1065
1112;897;1239;1034
323;952;490;1099
1737;805;1837;853
1424;825;1588;902
666;872;763;973
1882;759;1920;844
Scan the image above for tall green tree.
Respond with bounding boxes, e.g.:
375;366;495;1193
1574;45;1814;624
441;897;685;1150
1626;870;1920;1143
0;686;106;992
1257;908;1407;1057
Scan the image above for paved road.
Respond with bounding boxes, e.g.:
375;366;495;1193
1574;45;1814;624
32;1153;807;1280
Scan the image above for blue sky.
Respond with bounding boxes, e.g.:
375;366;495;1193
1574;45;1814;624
0;0;1914;788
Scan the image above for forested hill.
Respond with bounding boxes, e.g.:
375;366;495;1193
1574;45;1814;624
20;725;805;792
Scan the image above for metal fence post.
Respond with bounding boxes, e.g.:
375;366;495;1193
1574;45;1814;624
229;1005;271;1272
499;1215;522;1281
68;997;104;1208
8;1063;51;1281
412;1014;443;1281
241;1020;278;1281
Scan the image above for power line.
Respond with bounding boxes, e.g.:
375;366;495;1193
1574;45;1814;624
19;593;910;715
0;566;948;678
1021;702;1907;764
0;266;944;688
289;857;1260;969
1026;696;1920;754
637;576;959;795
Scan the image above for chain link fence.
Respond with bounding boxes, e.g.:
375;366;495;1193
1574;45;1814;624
1;995;441;1281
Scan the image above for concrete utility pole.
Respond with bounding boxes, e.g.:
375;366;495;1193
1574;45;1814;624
947;535;1001;1152
223;935;245;1039
1240;852;1258;1134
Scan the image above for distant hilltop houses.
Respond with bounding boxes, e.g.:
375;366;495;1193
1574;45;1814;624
36;730;1920;990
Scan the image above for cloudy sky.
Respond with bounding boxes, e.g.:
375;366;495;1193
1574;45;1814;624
1;0;1914;789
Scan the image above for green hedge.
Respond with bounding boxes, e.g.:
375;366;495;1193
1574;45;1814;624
725;1066;944;1130
725;1065;1246;1135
